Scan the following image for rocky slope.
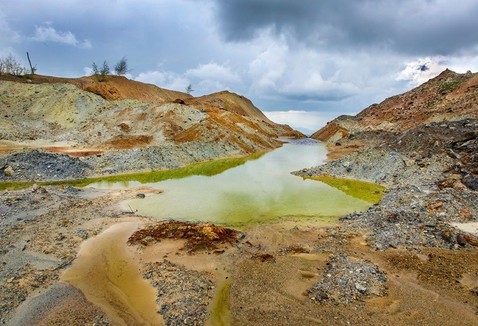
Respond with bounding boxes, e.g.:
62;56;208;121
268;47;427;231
312;69;478;144
298;68;478;248
297;119;478;249
0;75;303;181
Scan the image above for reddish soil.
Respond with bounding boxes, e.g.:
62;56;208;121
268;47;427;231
128;221;241;253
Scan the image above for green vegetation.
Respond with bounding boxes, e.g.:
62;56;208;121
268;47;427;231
91;57;129;79
114;57;128;76
307;174;385;204
0;152;264;191
0;181;34;191
439;80;463;93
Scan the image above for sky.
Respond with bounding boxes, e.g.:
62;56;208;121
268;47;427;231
2;0;478;134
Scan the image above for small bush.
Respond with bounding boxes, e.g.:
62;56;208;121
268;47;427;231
91;60;110;81
100;61;110;75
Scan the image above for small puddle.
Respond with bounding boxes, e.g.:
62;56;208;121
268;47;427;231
61;222;164;326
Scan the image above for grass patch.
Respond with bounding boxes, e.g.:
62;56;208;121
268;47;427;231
306;174;385;204
439;80;463;93
0;181;34;191
0;152;264;191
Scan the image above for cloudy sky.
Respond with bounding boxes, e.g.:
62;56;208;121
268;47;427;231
2;0;478;133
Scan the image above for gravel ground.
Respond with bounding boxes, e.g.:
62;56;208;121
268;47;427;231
143;260;214;326
0;150;93;181
308;254;388;304
0;140;245;182
295;119;478;250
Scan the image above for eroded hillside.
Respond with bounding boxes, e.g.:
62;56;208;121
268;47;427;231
0;75;303;180
313;69;478;143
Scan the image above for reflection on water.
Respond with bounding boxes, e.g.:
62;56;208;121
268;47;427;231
91;142;372;225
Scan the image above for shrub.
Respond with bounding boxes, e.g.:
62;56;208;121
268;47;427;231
100;60;110;75
114;57;128;76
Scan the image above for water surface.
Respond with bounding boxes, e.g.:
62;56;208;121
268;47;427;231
61;222;164;326
90;141;372;225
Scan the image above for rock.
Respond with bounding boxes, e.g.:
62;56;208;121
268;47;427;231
118;122;131;132
355;282;367;294
456;234;467;246
308;255;387;304
32;184;48;194
4;166;14;176
76;229;89;240
463;234;478;246
462;174;478;191
441;229;453;242
136;193;146;199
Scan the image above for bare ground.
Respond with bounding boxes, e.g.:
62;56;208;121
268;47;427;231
1;184;477;325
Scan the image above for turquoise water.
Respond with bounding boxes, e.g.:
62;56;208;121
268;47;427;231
89;141;371;226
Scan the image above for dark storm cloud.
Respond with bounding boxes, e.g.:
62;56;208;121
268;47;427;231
214;0;478;55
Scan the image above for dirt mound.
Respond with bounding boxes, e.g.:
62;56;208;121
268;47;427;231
0;75;304;181
298;119;478;250
128;221;241;253
189;90;271;122
0;74;191;102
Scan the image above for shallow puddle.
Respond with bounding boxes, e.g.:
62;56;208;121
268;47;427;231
61;222;164;326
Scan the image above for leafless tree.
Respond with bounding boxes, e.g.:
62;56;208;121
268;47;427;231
0;54;27;76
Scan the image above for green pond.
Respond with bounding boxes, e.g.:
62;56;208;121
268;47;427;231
88;141;376;226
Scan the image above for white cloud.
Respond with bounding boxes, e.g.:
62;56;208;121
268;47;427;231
246;33;360;102
135;70;190;91
32;24;91;48
186;62;240;83
247;32;288;94
83;66;92;76
396;56;446;86
264;110;336;135
445;55;478;74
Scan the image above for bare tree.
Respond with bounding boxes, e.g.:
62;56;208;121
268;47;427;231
185;84;194;95
114;57;128;76
0;54;27;76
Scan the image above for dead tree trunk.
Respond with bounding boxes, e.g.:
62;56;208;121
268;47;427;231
26;52;35;75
